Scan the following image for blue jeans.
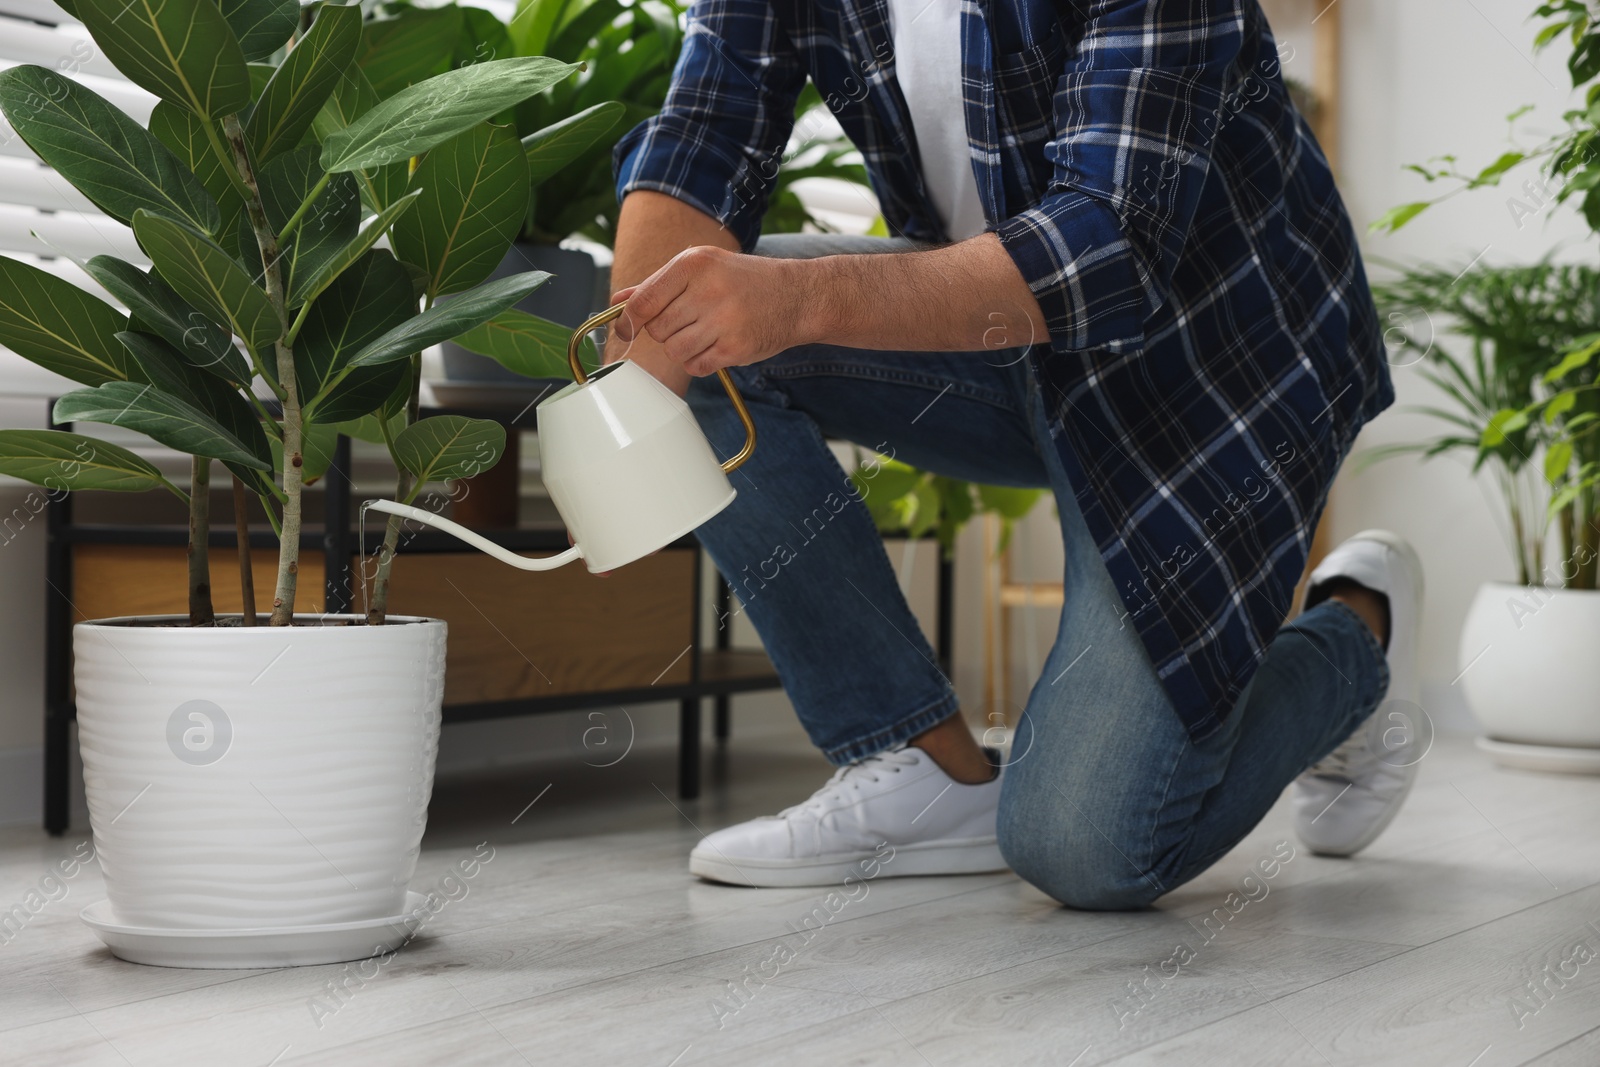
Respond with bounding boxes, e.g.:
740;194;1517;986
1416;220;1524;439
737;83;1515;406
685;235;1390;909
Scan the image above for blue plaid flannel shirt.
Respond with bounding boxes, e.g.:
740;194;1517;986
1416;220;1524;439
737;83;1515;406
615;0;1393;741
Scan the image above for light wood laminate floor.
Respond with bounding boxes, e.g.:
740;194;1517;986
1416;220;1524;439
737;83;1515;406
3;727;1599;1066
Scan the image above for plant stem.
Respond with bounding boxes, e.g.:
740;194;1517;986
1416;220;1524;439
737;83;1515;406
232;474;257;625
365;478;410;626
1582;485;1599;591
223;112;304;627
1509;501;1531;587
366;356;423;625
201;116;253;202
188;456;215;625
275;170;331;246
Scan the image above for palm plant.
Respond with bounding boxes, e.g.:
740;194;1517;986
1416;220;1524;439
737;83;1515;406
0;0;600;625
1367;260;1600;587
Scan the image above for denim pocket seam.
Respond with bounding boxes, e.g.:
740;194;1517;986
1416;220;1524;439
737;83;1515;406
758;360;1019;412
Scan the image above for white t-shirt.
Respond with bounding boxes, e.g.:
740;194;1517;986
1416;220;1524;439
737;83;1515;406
882;0;988;241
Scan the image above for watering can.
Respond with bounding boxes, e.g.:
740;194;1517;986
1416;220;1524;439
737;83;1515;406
364;302;756;573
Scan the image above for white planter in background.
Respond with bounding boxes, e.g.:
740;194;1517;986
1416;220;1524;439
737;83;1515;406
74;615;445;931
1460;583;1600;771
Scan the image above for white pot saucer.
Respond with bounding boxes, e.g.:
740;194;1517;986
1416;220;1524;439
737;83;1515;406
1478;737;1600;776
81;890;429;969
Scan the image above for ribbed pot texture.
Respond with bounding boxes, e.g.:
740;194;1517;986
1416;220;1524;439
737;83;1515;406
74;615;445;929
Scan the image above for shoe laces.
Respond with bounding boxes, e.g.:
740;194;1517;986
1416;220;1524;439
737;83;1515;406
1308;725;1379;782
777;748;923;818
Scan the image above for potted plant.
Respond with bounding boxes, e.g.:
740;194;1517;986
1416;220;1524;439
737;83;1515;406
0;0;589;962
1371;0;1600;771
1370;260;1600;770
1463;313;1600;769
849;453;1047;557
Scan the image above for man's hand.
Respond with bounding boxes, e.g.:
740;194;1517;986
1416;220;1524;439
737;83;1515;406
611;245;818;378
606;192;743;394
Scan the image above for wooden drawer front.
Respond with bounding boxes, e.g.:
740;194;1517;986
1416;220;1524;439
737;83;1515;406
72;545;327;621
374;548;695;704
69;545;696;706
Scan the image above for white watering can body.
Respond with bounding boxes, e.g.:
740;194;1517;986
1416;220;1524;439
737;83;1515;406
365;303;756;573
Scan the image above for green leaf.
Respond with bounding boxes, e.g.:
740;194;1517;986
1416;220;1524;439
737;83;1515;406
0;255;132;385
453;308;587;379
1482;407;1527;448
333;410;406;445
1545;389;1579;425
298;251;414;422
861;458;925;503
1473;150;1526;185
976;484;1045;520
320;57;580;174
344;270;552;370
148;103;241;217
115;330;272;470
393;415;506;484
1369;201;1432;234
311;67;410;213
289;190;420;307
906;479;940;540
74;0;251;119
548;0;623;60
0;429;172;493
53;381;273;470
1545;336;1600;382
258;145;359;302
1545;439;1575;484
932;476;976;554
456;7;514;69
0;66;219;233
522;101;624;185
83;256;250;385
132;210;282;353
356;6;461;98
217;0;299;62
509;0;567;57
392;122;529;298
246;2;362;166
270;421;338;484
1572;30;1600;85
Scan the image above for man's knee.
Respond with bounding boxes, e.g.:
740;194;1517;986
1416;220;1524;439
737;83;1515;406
996;789;1165;911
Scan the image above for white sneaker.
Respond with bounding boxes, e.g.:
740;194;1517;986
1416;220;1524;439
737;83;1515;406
1292;530;1426;857
689;745;1007;887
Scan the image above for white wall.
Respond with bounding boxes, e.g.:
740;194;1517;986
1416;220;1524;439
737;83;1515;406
1330;0;1587;729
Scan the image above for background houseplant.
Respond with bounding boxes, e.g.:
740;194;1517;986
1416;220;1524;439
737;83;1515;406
1372;0;1600;767
1366;259;1600;586
0;0;603;952
351;0;875;387
850;453;1047;558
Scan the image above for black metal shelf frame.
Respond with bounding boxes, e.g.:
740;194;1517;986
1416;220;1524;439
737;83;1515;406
41;409;953;833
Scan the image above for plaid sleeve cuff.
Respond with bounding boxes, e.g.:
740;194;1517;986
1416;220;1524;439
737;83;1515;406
614;117;770;252
994;190;1151;353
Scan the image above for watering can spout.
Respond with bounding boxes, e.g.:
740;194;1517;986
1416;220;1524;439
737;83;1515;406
362;500;584;571
361;302;756;575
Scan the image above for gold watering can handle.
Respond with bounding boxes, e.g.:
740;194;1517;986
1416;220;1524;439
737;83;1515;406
568;302;756;473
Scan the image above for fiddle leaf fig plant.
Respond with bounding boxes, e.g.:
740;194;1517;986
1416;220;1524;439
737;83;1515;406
0;0;583;626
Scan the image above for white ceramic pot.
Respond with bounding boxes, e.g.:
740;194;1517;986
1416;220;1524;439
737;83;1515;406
1459;582;1600;751
74;615;445;930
